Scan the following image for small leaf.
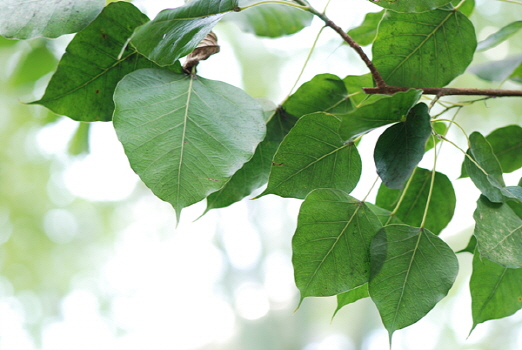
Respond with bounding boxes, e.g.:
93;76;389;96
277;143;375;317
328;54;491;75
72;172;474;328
373;9;476;87
485;125;522;174
68;123;91;156
376;168;456;234
370;0;452;13
113;68;265;219
474;196;522;268
347;11;383;47
470;251;522;332
334;283;370;317
464;132;505;203
469;54;522;83
0;0;104;39
261;113;361;199
369;225;458;338
338;89;422;141
374;103;432;189
226;1;313;38
477;21;522;51
342;74;374;106
293;189;382;301
131;0;238;66
457;235;477;254
283;74;352;118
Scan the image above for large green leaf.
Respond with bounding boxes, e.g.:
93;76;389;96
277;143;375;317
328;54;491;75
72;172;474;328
370;0;452;13
470;251;522;332
261;113;361;199
204;109;297;212
376;168;456;234
113;68;265;219
373;9;476;87
464;132;505;203
226;1;313;38
334;283;370;317
369;225;458;338
0;0;104;39
293;189;382;301
473;196;522;268
374;103;432;189
31;2;171;122
338;89;422;141
477;21;522;51
131;0;238;66
283;74;352;118
485;125;522;174
347;11;383;47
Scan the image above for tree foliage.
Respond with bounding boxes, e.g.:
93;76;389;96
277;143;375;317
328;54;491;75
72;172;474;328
2;0;522;343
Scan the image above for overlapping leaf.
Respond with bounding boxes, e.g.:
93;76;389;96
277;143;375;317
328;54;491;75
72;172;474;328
374;103;432;189
370;0;452;13
31;2;172;122
369;225;458;338
113;68;265;219
485;125;522;173
293;189;382;301
373;9;476;87
334;284;369;317
131;0;238;66
473;196;522;268
342;74;374;106
261;113;361;199
0;0;104;39
470;251;522;332
338;89;422;141
347;11;383;47
376;168;456;234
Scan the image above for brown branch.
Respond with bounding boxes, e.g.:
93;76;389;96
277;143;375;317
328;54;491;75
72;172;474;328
364;86;522;97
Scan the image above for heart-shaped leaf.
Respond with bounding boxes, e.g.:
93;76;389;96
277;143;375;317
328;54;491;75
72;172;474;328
113;68;265;219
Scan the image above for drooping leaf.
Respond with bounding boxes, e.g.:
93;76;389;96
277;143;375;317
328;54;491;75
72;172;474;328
369;225;458;338
293;189;382;301
226;0;313;38
334;283;370;317
204;109;297;212
283;74;352;118
261;113;361;199
477;21;522;51
370;0;452;13
376;168;456;234
470;251;522;332
131;0;238;66
347;11;383;47
31;2;176;122
468;54;522;83
113;68;265;219
485;125;522;173
338;89;422;141
342;74;374;106
464;132;505;203
473;196;522;268
0;0;104;40
374;103;432;189
373;9;476;87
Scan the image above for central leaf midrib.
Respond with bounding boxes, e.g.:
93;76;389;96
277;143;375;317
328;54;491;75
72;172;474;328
177;75;194;209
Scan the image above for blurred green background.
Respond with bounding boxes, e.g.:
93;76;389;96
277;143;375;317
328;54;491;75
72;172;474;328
0;0;521;349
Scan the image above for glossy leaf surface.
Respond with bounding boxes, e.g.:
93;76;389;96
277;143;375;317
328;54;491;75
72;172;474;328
373;9;476;87
293;189;382;300
370;225;458;338
113;68;265;218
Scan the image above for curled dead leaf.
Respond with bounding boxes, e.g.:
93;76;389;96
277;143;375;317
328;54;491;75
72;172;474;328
183;31;220;74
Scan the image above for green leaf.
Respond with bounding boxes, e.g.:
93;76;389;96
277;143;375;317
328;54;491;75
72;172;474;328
131;0;238;66
261;113;361;199
464;132;505;203
457;234;477;254
226;1;313;38
347;11;383;47
485;125;522;173
376;168;456;234
204;109;297;212
113;68;265;219
342;74;374;106
31;2;172;122
451;0;475;17
425;122;446;152
374;103;432;189
334;283;370;317
293;189;382;301
469;54;522;83
373;9;476;87
0;0;104;40
370;0;452;13
511;62;522;84
369;225;458;338
10;43;57;86
366;203;404;226
470;251;522;332
477;21;522;51
338;89;422;141
68;123;91;156
474;196;522;268
283;74;352;118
